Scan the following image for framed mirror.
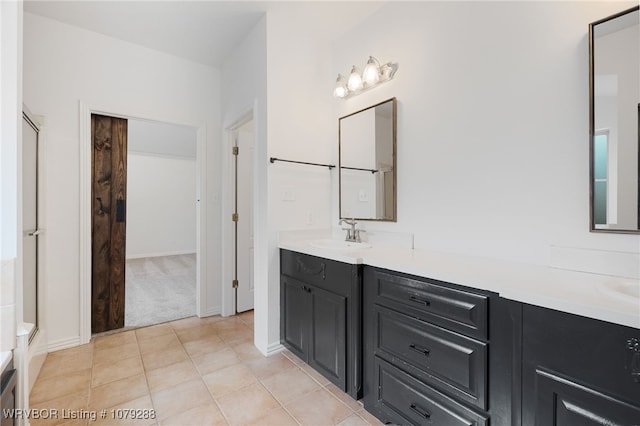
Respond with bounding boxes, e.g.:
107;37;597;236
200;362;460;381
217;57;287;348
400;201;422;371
339;98;397;221
589;6;639;233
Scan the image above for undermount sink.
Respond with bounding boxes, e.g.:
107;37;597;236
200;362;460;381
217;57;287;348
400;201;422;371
309;239;372;250
598;279;640;305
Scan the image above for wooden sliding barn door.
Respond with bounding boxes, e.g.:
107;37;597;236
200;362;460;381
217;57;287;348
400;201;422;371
91;114;128;333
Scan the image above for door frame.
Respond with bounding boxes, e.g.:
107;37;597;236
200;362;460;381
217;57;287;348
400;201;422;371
19;107;42;338
17;105;49;350
222;105;255;317
78;101;207;344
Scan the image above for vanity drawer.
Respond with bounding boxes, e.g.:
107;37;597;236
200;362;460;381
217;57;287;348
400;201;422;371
373;357;489;426
368;268;488;340
375;305;487;409
280;249;354;296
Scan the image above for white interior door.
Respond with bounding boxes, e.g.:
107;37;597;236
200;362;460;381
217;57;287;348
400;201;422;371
22;113;39;329
236;122;254;313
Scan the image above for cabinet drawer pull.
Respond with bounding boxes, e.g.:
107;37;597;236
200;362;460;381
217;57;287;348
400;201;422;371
409;403;431;420
409;343;430;357
296;257;326;280
409;295;430;306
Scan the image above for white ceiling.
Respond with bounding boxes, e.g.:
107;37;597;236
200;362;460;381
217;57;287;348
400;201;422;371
24;1;385;68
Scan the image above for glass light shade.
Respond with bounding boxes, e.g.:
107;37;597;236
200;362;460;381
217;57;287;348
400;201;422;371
362;57;380;85
333;74;348;98
347;66;363;91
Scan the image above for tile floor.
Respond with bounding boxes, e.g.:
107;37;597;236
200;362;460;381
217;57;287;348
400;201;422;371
29;312;383;426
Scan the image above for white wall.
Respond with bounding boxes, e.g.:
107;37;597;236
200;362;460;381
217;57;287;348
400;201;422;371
222;8;337;353
264;8;336;352
22;12;221;348
0;0;22;352
221;16;269;349
126;119;198;259
126;153;196;259
128;119;198;158
331;1;640;275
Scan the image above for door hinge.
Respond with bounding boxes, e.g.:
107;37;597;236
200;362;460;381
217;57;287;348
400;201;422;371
232;146;239;156
232;279;239;288
232;213;239;222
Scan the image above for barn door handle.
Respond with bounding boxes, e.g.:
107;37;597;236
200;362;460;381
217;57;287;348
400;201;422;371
116;199;126;222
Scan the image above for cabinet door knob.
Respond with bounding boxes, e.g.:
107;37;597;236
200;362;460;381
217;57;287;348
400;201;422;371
628;338;640;383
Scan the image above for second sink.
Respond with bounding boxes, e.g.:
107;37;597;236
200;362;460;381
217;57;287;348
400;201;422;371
598;279;640;305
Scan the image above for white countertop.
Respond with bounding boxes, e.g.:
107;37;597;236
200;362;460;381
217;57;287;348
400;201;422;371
279;239;640;330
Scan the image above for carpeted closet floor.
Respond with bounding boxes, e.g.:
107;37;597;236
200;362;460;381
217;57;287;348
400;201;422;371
125;254;196;328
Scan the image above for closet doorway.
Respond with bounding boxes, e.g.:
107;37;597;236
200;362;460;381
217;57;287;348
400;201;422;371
90;114;199;333
223;111;255;316
234;119;255;313
124;119;198;328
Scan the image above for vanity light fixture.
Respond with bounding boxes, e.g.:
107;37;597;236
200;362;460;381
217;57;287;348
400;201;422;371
333;56;397;99
347;66;364;91
333;74;349;98
362;56;381;85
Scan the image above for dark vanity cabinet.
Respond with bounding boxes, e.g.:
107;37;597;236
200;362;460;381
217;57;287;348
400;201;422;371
280;249;362;399
280;248;640;424
362;266;521;426
522;304;640;425
362;266;640;426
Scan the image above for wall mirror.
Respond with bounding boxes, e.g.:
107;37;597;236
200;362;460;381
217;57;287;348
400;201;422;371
339;98;397;221
589;6;639;233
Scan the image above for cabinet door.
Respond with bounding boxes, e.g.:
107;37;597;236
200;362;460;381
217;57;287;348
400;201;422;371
532;368;640;425
280;277;310;360
309;284;347;389
523;304;640;426
1;369;16;426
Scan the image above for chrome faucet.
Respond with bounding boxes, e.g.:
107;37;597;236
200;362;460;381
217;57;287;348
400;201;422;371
339;218;361;242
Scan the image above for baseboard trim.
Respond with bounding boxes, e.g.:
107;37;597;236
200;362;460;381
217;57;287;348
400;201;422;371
126;250;196;260
266;342;285;356
29;329;47;390
200;305;221;318
48;336;81;353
